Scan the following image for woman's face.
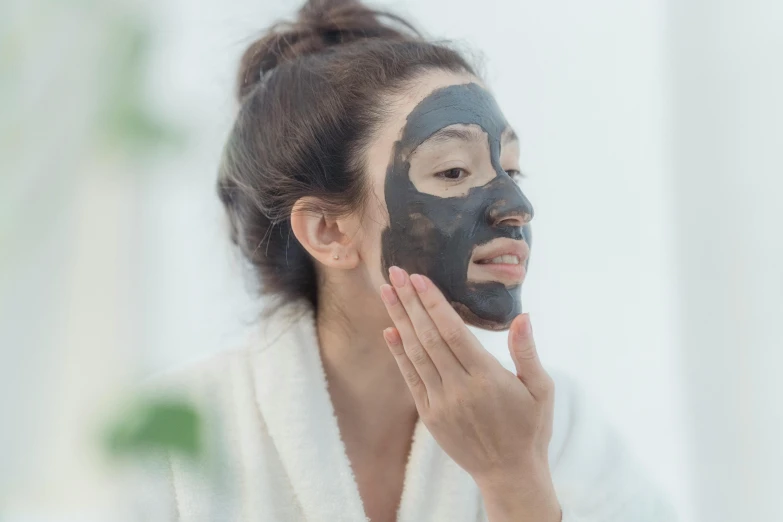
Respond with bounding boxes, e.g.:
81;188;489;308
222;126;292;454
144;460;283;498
360;70;533;331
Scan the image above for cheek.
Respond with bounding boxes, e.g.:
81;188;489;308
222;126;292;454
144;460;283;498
357;191;390;286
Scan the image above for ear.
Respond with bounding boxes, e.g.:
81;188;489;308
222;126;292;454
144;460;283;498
290;197;361;270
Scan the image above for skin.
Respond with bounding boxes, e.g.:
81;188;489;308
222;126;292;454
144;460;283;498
381;82;534;330
289;70;560;522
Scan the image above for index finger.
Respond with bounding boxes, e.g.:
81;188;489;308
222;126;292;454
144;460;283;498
409;274;483;373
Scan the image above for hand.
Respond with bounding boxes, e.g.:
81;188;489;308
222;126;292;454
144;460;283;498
380;266;561;522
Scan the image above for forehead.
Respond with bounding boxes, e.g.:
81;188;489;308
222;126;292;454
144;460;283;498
399;83;507;151
364;71;511;201
368;72;506;163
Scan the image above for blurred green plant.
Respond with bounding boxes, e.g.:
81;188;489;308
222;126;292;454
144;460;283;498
95;15;186;157
0;1;186;275
104;396;203;461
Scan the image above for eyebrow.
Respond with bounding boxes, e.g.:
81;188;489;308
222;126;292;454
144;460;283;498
415;126;519;150
421;126;487;146
502;128;519;145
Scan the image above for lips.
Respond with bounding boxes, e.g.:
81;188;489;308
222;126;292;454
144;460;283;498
470;238;529;265
468;238;530;285
476;254;522;265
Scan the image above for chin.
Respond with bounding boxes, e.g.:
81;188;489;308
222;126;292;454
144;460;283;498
450;301;514;332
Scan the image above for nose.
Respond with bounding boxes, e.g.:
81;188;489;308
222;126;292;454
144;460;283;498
486;180;534;229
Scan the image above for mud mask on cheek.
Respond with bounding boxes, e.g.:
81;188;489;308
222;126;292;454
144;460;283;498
380;83;534;330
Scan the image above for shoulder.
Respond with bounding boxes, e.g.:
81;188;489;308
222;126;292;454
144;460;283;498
142;346;251;395
546;368;636;477
139;299;313;402
547;368;597;467
136;347;253;423
119;348;258;521
545;368;680;521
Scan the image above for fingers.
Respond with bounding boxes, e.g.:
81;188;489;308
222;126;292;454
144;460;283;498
383;327;429;409
508;313;553;400
380;283;442;393
407;273;482;373
388;267;467;378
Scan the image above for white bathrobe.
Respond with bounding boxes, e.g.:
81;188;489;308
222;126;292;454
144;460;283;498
135;299;678;522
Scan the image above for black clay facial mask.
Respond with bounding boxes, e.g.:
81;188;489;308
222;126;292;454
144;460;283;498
381;83;534;330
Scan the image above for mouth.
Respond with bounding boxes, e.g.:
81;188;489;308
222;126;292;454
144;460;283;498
468;238;529;286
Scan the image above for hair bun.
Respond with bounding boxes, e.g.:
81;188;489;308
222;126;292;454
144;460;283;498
237;0;419;99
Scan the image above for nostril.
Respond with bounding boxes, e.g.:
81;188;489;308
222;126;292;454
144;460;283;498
497;216;518;228
495;212;530;228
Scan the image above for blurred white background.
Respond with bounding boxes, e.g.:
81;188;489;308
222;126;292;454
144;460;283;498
2;0;782;521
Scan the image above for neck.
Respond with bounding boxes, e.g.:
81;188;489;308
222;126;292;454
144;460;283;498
315;276;418;438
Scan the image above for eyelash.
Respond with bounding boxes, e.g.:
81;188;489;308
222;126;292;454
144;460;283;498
435;168;469;181
433;168;526;182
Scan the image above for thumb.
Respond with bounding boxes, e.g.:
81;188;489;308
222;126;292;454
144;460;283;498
508;313;548;395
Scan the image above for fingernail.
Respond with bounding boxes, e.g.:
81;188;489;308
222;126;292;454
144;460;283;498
520;313;532;335
389;266;406;287
383;327;400;345
410;274;428;293
380;284;398;305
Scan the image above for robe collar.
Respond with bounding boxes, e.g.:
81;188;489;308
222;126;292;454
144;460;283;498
250;300;483;522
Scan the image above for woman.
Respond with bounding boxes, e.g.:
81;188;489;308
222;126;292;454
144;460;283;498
139;0;678;520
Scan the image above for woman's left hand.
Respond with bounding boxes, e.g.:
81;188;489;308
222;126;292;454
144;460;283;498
380;266;561;522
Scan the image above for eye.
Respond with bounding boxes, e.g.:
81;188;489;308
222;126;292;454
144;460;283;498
434;167;469;182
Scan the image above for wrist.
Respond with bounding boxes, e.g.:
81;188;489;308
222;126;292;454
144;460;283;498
473;456;551;495
475;469;561;522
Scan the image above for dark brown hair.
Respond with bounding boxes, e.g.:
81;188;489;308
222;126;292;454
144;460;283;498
217;0;476;310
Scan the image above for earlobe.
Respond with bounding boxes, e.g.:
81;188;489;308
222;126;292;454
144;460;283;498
290;197;360;269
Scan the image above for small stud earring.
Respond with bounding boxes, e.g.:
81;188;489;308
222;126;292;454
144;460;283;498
333;254;339;260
